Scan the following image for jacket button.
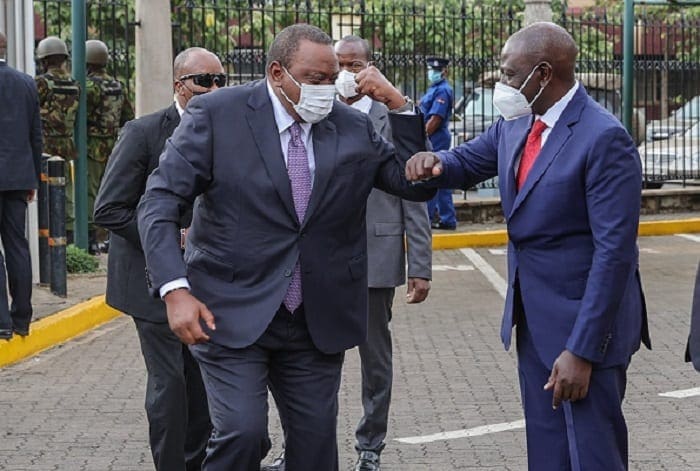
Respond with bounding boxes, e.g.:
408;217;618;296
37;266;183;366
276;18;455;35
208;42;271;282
284;269;292;277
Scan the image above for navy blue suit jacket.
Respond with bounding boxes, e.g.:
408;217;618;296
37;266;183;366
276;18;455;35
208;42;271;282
434;85;651;368
137;80;434;354
0;61;42;190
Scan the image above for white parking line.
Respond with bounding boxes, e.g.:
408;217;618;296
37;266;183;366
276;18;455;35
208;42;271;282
676;233;700;243
395;420;525;444
459;248;507;299
395;248;518;446
659;387;700;398
432;264;474;272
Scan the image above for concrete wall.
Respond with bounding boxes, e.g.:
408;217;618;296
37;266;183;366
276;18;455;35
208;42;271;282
455;188;700;224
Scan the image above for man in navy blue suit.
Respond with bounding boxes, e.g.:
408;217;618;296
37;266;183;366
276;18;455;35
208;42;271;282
0;31;42;340
407;22;651;470
138;24;433;471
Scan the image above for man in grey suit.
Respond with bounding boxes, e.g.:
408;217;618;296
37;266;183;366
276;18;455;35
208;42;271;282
137;24;434;471
686;262;700;371
0;31;42;340
93;47;225;470
336;35;432;471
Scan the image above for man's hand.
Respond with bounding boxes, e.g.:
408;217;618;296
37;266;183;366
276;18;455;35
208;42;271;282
543;350;593;410
406;277;430;304
405;152;443;181
355;65;406;110
163;288;216;345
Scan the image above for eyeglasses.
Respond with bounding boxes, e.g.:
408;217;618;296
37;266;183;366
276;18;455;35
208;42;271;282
178;73;227;88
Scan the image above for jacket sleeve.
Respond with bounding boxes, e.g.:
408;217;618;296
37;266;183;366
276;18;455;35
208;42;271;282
402;198;432;280
373;112;436;202
28;78;43;184
93;120;150;249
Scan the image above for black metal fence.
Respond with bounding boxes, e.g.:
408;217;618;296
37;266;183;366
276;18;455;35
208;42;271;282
33;0;700;188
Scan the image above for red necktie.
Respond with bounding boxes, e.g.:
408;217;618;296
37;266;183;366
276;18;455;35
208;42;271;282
516;119;547;190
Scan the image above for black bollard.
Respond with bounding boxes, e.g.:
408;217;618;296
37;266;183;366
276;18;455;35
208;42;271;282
48;156;67;297
38;154;51;285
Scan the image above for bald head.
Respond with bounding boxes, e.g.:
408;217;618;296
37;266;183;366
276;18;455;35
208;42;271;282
0;31;6;60
505;22;578;83
499;22;578;114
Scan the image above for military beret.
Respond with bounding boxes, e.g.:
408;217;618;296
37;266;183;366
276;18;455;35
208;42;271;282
426;57;450;70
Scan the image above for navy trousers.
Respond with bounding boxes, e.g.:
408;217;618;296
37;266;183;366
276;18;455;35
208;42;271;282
0;190;32;333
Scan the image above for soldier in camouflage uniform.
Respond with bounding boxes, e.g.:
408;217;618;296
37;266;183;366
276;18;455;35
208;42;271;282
85;39;134;253
35;36;80;242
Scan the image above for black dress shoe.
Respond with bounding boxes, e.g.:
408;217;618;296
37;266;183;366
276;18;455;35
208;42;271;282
431;221;457;230
0;329;13;340
13;326;29;337
354;450;381;471
261;450;285;471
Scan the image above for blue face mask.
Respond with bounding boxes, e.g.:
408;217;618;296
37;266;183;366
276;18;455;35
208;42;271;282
428;69;443;83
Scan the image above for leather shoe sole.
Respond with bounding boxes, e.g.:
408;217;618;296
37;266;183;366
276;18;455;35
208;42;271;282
0;329;12;340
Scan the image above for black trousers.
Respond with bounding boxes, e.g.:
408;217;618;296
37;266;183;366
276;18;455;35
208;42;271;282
191;305;345;471
133;318;212;471
0;190;32;332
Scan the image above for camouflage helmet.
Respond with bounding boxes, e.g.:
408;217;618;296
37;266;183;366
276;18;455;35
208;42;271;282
86;39;109;66
36;36;68;59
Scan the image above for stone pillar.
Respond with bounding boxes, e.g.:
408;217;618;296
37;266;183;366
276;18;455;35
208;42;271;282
135;0;173;117
524;0;553;26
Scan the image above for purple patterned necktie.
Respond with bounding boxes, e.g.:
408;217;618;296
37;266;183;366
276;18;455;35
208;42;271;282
283;122;312;312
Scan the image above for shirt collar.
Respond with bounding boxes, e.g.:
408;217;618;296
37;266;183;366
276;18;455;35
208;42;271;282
174;94;185;117
266;79;312;138
537;80;579;129
347;95;373;114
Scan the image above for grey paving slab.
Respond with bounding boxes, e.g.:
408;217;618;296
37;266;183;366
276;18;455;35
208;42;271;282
2;234;700;470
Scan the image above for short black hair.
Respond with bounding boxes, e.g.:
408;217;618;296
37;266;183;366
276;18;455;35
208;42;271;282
266;24;332;69
336;35;371;62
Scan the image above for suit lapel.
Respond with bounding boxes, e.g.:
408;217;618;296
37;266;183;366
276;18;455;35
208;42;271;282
368;101;388;138
502;118;531;217
304;115;338;227
508;87;585;218
245;81;297;222
164;104;180;137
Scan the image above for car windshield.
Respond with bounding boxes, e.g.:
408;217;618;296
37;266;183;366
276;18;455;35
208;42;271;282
464;88;497;118
674;96;700;119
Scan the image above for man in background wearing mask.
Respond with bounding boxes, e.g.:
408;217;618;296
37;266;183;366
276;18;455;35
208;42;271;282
94;47;223;470
136;24;434;470
406;22;650;470
336;35;432;471
419;57;456;230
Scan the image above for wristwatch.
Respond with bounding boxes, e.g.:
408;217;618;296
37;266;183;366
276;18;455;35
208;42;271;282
389;96;414;113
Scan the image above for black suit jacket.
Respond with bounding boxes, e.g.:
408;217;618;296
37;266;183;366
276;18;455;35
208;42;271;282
137;80;434;353
0;61;42;190
686;261;700;371
94;104;183;322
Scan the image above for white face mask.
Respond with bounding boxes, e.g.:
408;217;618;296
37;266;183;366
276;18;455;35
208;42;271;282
335;69;358;99
492;64;547;121
280;67;337;124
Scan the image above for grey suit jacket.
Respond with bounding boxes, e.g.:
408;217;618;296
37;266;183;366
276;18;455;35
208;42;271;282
365;101;431;287
137;80;435;354
0;61;42;191
94;104;184;322
686;261;700;371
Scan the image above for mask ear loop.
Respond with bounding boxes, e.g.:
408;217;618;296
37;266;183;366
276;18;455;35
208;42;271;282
522;62;551;107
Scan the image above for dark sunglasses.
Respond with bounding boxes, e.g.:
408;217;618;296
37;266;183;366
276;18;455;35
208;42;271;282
178;73;227;88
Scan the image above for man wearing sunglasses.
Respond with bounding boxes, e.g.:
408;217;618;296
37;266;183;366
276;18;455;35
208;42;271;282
94;47;224;471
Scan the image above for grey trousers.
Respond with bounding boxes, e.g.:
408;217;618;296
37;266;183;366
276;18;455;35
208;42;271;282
355;287;395;453
133;318;212;471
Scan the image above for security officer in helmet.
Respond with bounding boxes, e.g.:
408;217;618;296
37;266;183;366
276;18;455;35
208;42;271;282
419;57;456;230
35;36;80;242
85;39;134;254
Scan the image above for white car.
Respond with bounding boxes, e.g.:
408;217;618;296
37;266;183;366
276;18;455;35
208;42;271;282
638;121;700;186
646;95;700;141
